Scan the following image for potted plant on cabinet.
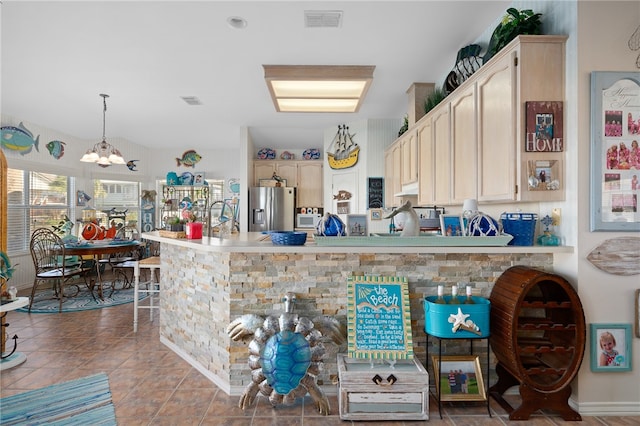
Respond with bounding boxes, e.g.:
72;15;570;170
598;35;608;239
483;8;542;63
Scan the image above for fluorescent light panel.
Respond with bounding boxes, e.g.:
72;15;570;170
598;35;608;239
264;65;374;113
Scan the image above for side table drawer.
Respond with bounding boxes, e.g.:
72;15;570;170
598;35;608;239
337;354;429;421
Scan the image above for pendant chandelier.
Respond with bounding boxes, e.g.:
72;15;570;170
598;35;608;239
80;94;126;167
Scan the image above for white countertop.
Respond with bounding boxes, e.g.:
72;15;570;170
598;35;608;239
141;231;573;254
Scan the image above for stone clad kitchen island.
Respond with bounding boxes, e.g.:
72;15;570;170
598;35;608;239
141;231;572;396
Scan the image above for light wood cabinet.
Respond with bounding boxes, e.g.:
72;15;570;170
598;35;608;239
417;117;434;205
383;143;403;207
476;48;516;202
253;160;323;207
405;35;566;206
400;130;418;185
276;162;298;188
297;162;323;207
514;36;566;202
432;104;451;205
253;162;277;185
450;84;477;204
254;161;297;187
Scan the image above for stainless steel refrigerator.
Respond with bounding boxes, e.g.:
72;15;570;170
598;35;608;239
249;187;295;232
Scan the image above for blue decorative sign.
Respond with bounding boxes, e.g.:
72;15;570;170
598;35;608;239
347;276;413;360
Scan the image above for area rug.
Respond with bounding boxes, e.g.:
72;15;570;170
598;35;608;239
17;285;145;314
0;373;117;425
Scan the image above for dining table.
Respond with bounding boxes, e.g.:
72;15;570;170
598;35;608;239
63;239;142;299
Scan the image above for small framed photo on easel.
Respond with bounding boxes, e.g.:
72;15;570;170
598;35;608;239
440;214;464;236
347;214;367;236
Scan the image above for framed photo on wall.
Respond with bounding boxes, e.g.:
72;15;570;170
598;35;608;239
590;323;632;372
590;71;640;231
636;289;640;338
431;355;486;401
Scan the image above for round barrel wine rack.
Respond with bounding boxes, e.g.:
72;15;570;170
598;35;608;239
489;266;585;421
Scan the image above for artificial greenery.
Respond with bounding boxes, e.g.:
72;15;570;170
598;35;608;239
484;8;542;62
424;87;447;114
398;115;409;136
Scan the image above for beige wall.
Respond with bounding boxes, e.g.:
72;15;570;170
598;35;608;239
575;0;639;414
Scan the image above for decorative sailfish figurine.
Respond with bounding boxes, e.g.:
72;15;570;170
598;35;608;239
384;200;420;237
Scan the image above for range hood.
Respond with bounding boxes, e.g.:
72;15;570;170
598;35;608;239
394;182;418;197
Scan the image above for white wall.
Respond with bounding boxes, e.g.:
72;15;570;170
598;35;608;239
574;0;640;415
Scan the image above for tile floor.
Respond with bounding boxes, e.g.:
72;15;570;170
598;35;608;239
1;292;639;425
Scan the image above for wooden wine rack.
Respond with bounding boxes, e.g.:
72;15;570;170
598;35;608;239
489;266;586;420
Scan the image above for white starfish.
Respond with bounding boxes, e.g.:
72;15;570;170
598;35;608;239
448;307;470;329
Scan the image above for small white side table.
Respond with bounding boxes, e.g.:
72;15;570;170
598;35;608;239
1;296;29;371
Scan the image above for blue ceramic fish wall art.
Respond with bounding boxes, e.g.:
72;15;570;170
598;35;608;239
1;122;40;155
176;150;201;168
46;140;66;159
127;160;139;171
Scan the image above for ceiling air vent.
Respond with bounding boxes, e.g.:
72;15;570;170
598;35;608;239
304;10;343;28
180;96;202;106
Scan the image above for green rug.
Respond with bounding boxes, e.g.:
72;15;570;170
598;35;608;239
0;373;116;425
17;285;145;313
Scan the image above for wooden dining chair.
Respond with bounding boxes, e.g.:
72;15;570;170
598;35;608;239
28;228;92;313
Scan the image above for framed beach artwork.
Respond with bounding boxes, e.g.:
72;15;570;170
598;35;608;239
432;355;486;401
590;323;632;372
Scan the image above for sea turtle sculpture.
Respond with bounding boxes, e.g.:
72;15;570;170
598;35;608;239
226;292;345;415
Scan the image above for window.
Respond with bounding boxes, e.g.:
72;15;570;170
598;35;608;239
92;179;140;231
7;169;75;254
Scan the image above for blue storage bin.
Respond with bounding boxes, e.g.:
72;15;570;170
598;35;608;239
423;296;490;338
500;212;537;246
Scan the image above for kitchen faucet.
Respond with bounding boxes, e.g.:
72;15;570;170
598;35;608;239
208;200;237;236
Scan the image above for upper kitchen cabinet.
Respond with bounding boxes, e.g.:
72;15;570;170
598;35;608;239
450;83;477;204
253;159;323;207
400;129;418;186
432;104;451;205
253;160;297;187
384;142;403;207
297;161;323;208
417;116;434;205
479;35;567;202
410;35;567;206
514;36;567;202
476;45;517;202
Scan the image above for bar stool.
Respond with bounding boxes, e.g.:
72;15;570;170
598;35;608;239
133;256;162;332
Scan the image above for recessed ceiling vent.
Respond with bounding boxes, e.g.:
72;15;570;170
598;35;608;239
180;96;202;106
304;10;343;28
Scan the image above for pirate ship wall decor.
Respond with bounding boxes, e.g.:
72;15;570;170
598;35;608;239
327;125;359;169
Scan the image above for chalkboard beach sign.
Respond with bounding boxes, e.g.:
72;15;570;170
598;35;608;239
347;275;413;360
367;177;384;209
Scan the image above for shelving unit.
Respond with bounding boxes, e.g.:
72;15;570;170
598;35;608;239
160;185;209;230
489;266;585;420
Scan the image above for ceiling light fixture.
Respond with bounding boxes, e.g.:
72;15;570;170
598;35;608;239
80;94;126;167
263;65;375;113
